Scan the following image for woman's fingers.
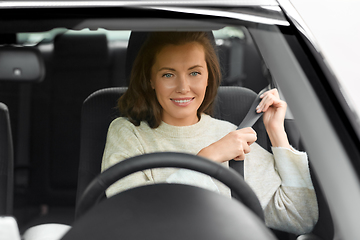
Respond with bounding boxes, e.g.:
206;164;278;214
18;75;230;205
257;95;270;113
233;141;251;160
231;128;256;161
234;141;251;160
233;155;245;161
233;127;257;145
256;89;280;113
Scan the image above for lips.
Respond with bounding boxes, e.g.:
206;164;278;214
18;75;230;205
170;97;194;107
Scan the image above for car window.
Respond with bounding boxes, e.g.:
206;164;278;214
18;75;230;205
15;26;263;89
17;27;245;45
17;28;131;45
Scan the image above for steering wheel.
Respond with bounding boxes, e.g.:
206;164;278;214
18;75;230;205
67;152;276;240
76;152;263;219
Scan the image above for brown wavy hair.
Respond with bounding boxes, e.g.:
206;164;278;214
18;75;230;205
118;32;221;128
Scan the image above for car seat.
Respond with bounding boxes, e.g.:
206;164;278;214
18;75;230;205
0;102;14;215
28;32;114;208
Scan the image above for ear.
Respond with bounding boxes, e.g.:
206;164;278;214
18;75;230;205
150;80;155;89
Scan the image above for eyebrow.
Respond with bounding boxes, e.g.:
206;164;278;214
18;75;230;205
158;65;204;72
189;65;204;70
158;67;176;72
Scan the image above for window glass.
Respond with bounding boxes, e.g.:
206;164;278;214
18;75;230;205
17;27;245;46
16;27;259;88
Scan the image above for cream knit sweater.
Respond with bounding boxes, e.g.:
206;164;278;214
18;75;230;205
101;114;318;235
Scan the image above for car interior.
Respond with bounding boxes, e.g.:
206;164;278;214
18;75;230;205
0;6;336;240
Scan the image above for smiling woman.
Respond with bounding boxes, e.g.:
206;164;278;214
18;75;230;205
118;32;220;128
101;31;318;235
150;42;209;126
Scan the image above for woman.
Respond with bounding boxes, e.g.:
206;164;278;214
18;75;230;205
101;32;318;235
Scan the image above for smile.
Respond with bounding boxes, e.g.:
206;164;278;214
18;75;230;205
173;99;191;103
171;97;195;106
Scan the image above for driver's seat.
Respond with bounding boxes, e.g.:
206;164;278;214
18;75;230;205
75;85;269;212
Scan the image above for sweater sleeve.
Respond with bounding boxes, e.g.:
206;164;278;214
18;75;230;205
101;118;153;197
244;143;318;235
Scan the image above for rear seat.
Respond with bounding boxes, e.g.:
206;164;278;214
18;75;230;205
14;33;126;230
32;33;117;199
217;37;246;86
217;32;268;92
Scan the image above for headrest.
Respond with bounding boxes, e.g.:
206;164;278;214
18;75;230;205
125;31;217;83
0;46;45;83
53;33;109;67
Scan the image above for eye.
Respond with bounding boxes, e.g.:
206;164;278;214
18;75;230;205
190;71;200;76
162;73;173;78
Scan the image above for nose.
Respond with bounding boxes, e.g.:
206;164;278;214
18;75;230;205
175;74;190;94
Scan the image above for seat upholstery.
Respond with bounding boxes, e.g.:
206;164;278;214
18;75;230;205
75;86;269;209
0;102;14;215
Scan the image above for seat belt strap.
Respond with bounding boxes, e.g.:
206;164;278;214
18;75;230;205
237;86;270;129
230;85;272;178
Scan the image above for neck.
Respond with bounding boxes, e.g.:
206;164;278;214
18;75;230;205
162;114;200;126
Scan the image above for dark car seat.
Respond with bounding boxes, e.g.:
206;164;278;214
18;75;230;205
28;33;114;208
0;102;14;215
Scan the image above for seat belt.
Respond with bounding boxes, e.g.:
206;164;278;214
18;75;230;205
230;85;272;178
237;85;270;129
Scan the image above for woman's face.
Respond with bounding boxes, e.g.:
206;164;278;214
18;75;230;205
150;42;208;126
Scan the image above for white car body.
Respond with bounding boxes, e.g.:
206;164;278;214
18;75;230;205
290;0;360;124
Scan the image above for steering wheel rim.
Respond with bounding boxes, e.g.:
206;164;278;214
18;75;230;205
76;152;264;220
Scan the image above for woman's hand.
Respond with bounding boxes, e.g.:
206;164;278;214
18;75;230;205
256;89;290;149
256;89;286;130
198;127;257;163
